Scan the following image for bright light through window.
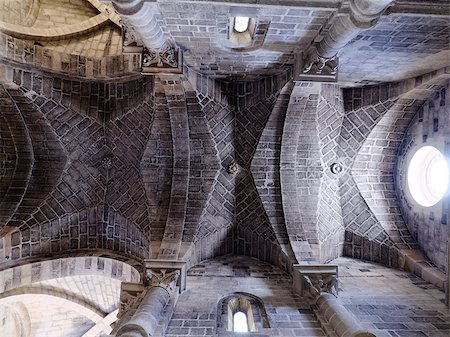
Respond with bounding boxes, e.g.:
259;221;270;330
234;17;250;33
408;146;449;207
233;311;248;332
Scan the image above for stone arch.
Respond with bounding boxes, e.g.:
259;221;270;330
0;0;40;27
0;293;104;323
0;256;139;337
0;209;149;269
0;14;110;41
395;79;450;273
0;84;34;228
0;256;140;293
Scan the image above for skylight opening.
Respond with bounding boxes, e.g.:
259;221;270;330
233;311;249;332
408;146;449;207
234;16;250;33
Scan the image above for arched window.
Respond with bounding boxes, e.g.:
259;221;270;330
233;17;250;33
233;311;248;332
217;292;269;334
228;16;257;47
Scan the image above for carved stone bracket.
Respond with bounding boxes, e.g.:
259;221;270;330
122;21;144;53
120;20;182;74
141;41;183;74
293;264;338;300
116;282;146;322
298;48;339;82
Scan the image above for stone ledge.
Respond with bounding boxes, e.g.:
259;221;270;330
400;249;447;291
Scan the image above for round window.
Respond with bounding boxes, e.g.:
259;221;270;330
407;146;449;207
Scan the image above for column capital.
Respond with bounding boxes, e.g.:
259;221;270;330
144;259;187;293
293;264;338;300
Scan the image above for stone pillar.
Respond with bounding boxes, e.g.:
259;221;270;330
317;0;393;58
116;285;172;337
301;0;394;81
111;0;166;51
316;293;376;337
112;0;182;73
114;260;186;337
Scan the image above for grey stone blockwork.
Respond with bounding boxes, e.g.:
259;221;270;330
252;82;296;262
336;257;449;337
316;84;346;262
141;82;173;244
396;81;450;272
11;68;153;124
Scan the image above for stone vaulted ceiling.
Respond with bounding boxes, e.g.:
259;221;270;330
0;0;449;335
0;0;448;268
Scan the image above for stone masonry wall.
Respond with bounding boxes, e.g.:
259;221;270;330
336;257;449;337
166;256;325;337
339;70;449;268
396;81;450;272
